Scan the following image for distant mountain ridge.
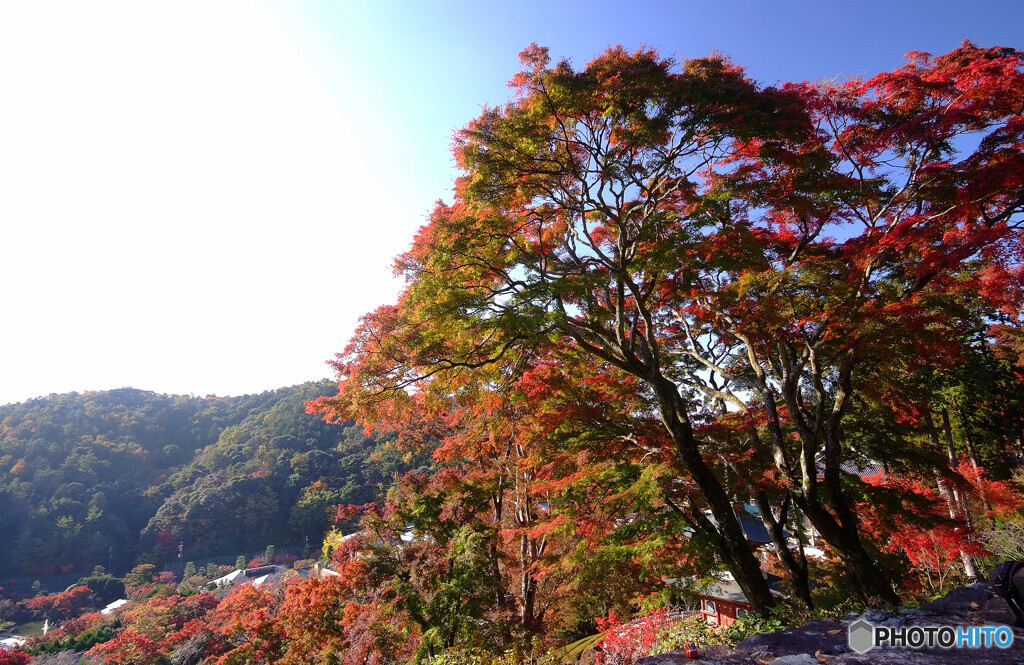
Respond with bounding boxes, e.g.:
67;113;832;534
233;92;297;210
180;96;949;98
0;381;406;577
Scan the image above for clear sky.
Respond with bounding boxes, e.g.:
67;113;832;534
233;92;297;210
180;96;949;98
0;0;1021;406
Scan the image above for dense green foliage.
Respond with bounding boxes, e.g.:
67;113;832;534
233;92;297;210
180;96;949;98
0;382;400;577
141;384;412;560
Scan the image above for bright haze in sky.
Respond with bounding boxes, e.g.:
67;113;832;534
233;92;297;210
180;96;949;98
0;0;1020;406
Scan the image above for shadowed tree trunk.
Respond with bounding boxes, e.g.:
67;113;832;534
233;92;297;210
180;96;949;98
925;409;980;581
753;490;813;609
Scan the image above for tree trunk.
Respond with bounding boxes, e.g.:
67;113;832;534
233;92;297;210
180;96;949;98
926;410;980;580
760;385;899;606
948;410;980;471
932;473;980;580
955;411;993;527
654;378;776;612
520;533;536;628
795;496;900;605
754;491;813;609
490;489;506;611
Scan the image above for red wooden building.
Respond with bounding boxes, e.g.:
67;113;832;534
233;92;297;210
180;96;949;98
696;572;785;627
697;577;752;627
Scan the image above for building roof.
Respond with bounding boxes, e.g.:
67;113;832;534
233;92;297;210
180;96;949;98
212;569;246;586
250;567;315;588
213;564;331;590
698;572;786;605
100;598;129;615
213;565;290;588
737;513;772;545
696;506;788;545
702;577;750;604
814;455;883;479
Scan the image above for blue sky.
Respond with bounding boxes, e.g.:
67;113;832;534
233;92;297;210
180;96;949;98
0;0;1020;405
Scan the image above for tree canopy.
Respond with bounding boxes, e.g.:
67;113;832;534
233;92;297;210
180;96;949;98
313;40;1024;612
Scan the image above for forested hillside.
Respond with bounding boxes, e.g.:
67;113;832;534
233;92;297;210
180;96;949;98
0;382;400;577
140;384;413;561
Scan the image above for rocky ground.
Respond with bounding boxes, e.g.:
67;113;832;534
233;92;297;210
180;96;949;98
637;584;1024;664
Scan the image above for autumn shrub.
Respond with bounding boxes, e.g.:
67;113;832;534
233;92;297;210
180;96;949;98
24;586;92;621
598;609;779;662
124;564;157;601
118;592;219;642
123;570;180;602
594;609;674;665
719;607;795;645
855;467;1020;597
432;646;530;665
86;628;163;665
57;610;111;638
28;611;115;655
0;649;32;665
246;555;269;568
178;574;209;593
654;605;820;655
203;584;286;664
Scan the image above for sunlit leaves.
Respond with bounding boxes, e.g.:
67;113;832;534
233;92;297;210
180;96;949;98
314;39;1024;623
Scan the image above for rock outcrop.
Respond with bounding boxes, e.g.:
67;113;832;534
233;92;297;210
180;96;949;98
638;584;1024;664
